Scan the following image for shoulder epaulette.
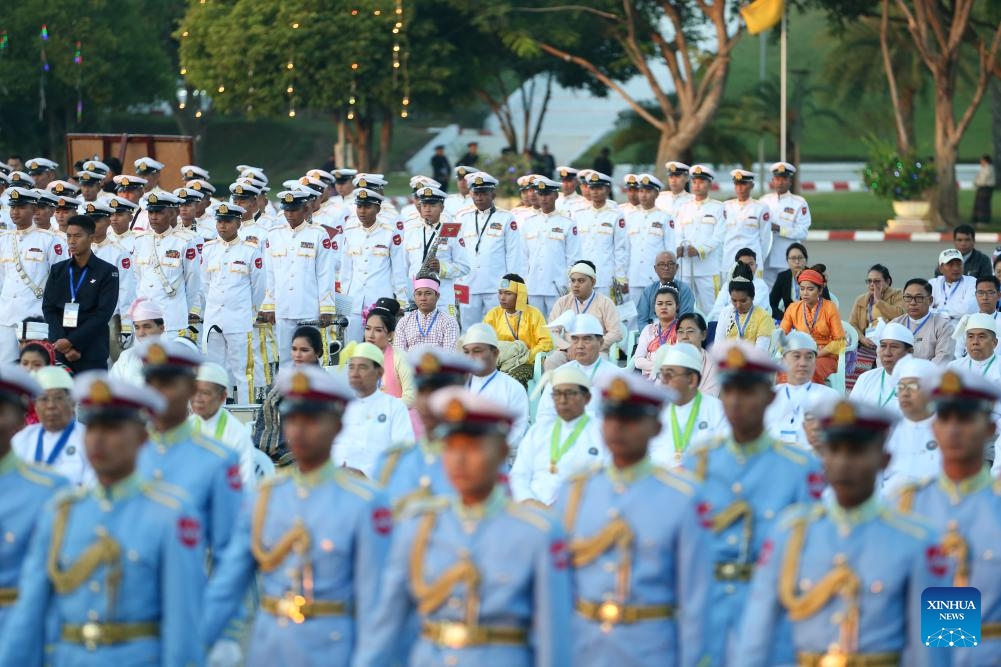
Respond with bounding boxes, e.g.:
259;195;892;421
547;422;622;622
377;443;414;486
505;502;553;533
774;441;809;465
878;507;930;540
566;466;602;485
894;477;934;513
778;502;821;530
652;467;696;496
334;468;378;501
141;482;182;510
53;485;88;507
190;432;229;459
202;238;219;247
16;459;63;487
401;494;449;521
994;478;1001;495
690;435;726;454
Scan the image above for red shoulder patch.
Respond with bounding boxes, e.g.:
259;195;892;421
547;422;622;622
226;464;242;491
696;501;713;529
372;507;393;535
458;237;465;247
396;220;404;231
510;220;518;231
332;241;339;251
322;238;332;250
571;226;577;236
550;539;569;570
762;211;770;221
801;206;807;215
926;544;949;577
335;225;344;236
121;257;131;269
185;247;197;260
757;538;774;566
178;516;200;548
617;218;625;229
254;257;263;269
807;471;825;500
392;234;402;246
669;218;675;229
54;244;63;256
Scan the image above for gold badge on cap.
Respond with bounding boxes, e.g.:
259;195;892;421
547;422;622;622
218;204;229;215
444;398;467;422
88;380;113;405
725;347;746;369
419;353;441;373
9;191;18;200
185;170;194;178
775;164;787;174
939;370;962;395
357;178;368;188
283;193;294;203
831;401;856;426
358;190;368;200
559;168;568;177
734;173;744;181
626;175;637;184
191;182;202;190
423;187;433;197
148;194;158;204
641;176;650;185
589;173;599;183
235;185;244;195
53;183;64;193
179;189;189;198
146;344;168;365
607;377;631;402
291;371;310;394
473;177;484;186
693;166;703;175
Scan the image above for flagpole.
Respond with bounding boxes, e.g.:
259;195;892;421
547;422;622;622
779;6;787;163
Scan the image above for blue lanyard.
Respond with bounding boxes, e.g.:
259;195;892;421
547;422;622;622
469;370;499;394
34;422;76;466
944;280;961;306
908;313;932;336
68;265;88;303
574;293;596;314
803;299;823;332
734;308;753;338
417;310;439;338
785;383;812;423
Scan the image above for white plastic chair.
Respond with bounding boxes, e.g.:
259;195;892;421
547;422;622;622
826;320;859;396
251;447;276;480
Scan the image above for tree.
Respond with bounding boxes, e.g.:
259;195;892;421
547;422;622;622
502;0;747;177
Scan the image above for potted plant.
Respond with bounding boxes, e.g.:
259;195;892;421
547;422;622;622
862;143;937;218
480;152;534;208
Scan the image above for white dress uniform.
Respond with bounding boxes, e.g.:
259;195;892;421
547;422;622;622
456;206;524;326
189;408;257;488
673;196;727;313
555;192;589;219
575;204;628;294
92;235;136;327
625;206;675;306
766;381;841;446
654;190;693;217
761;191;811;285
929;274;978;320
402;219;471;313
467;370;530;444
535;358;623;426
509;414;608;505
522;210;581;315
882;414;938;498
444;193;471;218
340;218;408;342
195;214;218;242
132;229;201;334
332;390;415;477
200;237;265;403
721;197;771;276
260;221;337;363
849;366;905;416
649;391;728;468
12;420;93;487
0;224;64;363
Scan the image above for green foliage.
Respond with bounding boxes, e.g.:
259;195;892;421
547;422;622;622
479;152;534;198
862;143;937;202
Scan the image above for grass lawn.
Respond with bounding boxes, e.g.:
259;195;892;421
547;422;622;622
807;190;994;230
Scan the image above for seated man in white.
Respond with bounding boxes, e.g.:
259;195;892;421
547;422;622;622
188;361;256;488
765;331;840;446
460;323;530;444
543;260;624;371
953;275;1001;359
881;356;940;498
849;322;913;415
534;313;624;426
648;343;726;467
930;248;978;320
947;312;1001;382
333;342;414;477
12;366;92;486
510;365;607;505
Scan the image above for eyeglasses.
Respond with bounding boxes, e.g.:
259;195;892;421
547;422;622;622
659;369;693;381
865;279;884;285
902;295;928;303
975;290;998;297
655;262;678;268
552;390;585;400
896;380;921;393
676;328;702;336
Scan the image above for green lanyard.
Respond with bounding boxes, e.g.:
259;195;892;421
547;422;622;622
969;355;998;377
670;393;703;460
213;410;228;440
878;371;896;407
549;415;591;474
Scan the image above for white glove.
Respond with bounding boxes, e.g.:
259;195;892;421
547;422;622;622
207;639;242;667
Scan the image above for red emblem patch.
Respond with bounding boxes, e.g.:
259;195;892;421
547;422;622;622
801;206;807;215
669;218;676;229
335;225;344;236
185;247;197;260
226;465;242;491
757;538;774;566
54;244;63;256
763;212;770;222
926;545;949;577
807;472;825;500
458;237;465;247
696;501;713;529
196;243;204;254
617;218;625;229
178;517;200;548
121;257;131;269
322;238;332;250
372;507;393;535
396;220;404;231
332;241;339;251
510;220;518;231
392;234;402;246
254;257;263;269
571;226;577;236
550;539;569;570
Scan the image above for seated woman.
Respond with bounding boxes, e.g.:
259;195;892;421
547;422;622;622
483;274;554;387
769;242;830;320
253;325;323;467
713;262;774;350
779;265;845;383
361;297;416;407
847;263;904;386
673;312;719;397
706;248;770;322
633;286;680;379
19;341;57;426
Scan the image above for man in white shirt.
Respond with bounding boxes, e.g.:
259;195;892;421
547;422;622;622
673;165;726;313
649;343;726;467
761;162;811;286
881;356;939;497
654;161;694;217
930;248;978;320
189;362;256;488
460;323;530;444
555;166;587;218
721;169;771;280
12;366;92;486
522;177;580;315
953;275;1001;359
333;342;414;476
510;365;607;505
573;171;628;297
766;331;840;447
625;174;675;312
850;322;913;415
948;312;1001;382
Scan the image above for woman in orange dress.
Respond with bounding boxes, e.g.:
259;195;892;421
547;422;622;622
779;266;845;382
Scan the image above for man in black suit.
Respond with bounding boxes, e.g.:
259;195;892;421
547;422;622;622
43;215;119;372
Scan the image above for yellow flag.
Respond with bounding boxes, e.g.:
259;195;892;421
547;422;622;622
740;0;784;35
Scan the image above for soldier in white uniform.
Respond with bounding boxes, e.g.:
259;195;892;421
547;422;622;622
654;161;694;216
455;172;525;327
51;191;82;236
200;203;265;403
400;175;440;223
444;164;474;218
131;192;202;336
522;177;580;315
134;156;168;197
258;190;337;364
555;166;587;218
351;173;400;221
174;186;208;247
187;179;221;238
402;186;470;317
625;173;675;309
761;161;811;286
722;169;771;280
618;173;640;215
111;174;148;231
0;172;11;228
340;188;409;343
574;171;628;298
24;157;58;190
31;189;58;233
0;188;65;363
180;164;211;184
105;196;139;255
88;200;136;357
329;168;358;211
673;164;727;313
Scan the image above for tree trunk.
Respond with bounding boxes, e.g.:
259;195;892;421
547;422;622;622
529;73;555;152
376;115;393;174
930;85;961;228
898;87;917;155
992;77;1001;167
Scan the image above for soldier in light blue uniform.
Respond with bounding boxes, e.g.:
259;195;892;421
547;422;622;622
552;373;712;667
202;365;392;667
353;387;573;667
0;366;68;634
897;368;1001;666
681;341;824;666
0;372;206;667
737;399;950;667
135;340;243;567
375;347;481;514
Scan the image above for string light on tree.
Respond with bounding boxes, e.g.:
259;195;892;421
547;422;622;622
74;41;83;122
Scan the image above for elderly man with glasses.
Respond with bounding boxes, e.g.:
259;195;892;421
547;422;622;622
636;250;695;326
890;278;956;365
